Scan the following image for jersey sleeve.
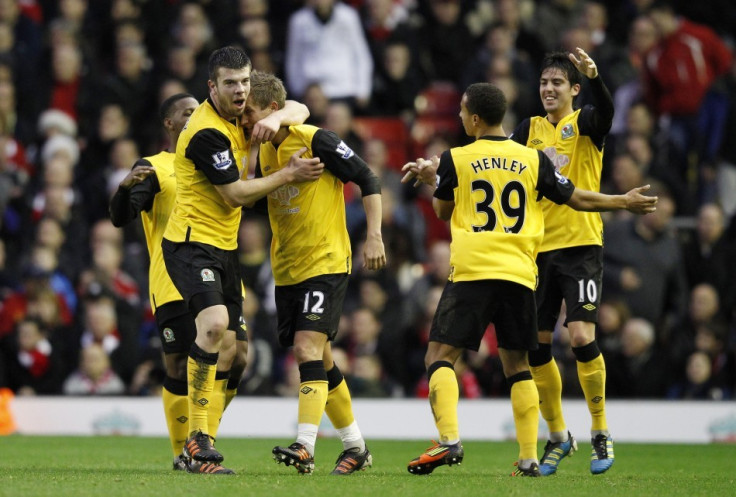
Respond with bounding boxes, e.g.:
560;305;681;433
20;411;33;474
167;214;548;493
185;128;241;185
433;149;457;201
536;150;575;204
108;158;160;227
311;129;381;196
577;76;614;147
509;118;531;145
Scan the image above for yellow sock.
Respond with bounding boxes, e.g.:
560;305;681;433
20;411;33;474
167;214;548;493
187;350;217;435
325;379;355;429
510;375;539;461
577;354;608;432
162;378;188;457
428;362;459;443
298;380;329;426
530;359;567;434
206;373;228;439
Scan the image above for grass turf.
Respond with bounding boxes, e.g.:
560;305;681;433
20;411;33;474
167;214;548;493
2;436;734;497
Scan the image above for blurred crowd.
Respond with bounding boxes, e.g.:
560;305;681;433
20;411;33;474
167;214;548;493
0;0;735;402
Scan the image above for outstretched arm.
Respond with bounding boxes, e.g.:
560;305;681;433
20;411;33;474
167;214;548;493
567;185;658;214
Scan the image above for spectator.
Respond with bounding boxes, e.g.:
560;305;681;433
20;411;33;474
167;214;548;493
62;343;126;395
607;317;669;397
680;204;736;318
285;0;373;109
2;317;64;395
643;1;733;168
602;189;688;332
417;0;474;88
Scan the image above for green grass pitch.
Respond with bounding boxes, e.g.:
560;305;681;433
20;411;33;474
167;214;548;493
3;436;734;497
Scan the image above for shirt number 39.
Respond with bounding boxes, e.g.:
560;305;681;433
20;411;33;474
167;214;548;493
471;180;527;233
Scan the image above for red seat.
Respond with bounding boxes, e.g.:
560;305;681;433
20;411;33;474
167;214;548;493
352;117;410;170
414;82;462;117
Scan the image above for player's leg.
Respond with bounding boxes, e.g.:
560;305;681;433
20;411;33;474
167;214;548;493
493;281;540;477
531;251;575;475
271;330;328;474
409;280;491;475
323;343;372;475
272;274;349;474
184;302;229;463
562;246;613;474
156;302;195;471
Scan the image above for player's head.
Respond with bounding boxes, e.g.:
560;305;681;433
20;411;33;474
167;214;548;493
244;70;286;136
207;46;252;119
159;92;198;140
460;82;507;134
539;51;582;117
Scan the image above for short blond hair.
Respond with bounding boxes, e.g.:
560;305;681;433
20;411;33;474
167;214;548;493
249;70;286;110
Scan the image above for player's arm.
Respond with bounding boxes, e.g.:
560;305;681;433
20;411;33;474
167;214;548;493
311;129;386;269
432;151;456;221
509;118;531;145
535;151;657;214
571;48;614;140
109;159;159;227
248;100;309;143
188;128;323;207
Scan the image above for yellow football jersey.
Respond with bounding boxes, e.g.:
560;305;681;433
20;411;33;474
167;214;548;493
443;138;547;290
526;111;604;252
140;151;182;310
164;99;249;250
258;125;352;286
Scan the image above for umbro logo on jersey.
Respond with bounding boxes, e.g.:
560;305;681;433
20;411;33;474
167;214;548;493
163;327;175;343
583;303;597;311
336;140;354;159
301;386;313;395
201;268;215;282
530;138;543;146
305;314;321;321
211;150;233;170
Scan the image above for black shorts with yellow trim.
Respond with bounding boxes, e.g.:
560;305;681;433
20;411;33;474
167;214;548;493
429;279;538;351
275;273;348;348
536;245;603;330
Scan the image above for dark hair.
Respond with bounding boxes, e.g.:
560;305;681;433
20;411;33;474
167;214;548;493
464;83;507;126
208;46;251;81
159;92;195;122
540;51;582;88
249;70;286;110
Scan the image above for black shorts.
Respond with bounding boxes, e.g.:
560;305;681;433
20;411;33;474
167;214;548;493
155;300;196;355
536;245;603;330
162;239;244;331
275;273;348;348
429;280;538;351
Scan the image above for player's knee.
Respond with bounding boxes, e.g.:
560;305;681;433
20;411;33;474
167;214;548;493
567;321;596;348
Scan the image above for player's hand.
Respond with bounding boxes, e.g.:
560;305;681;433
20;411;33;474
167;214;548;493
400;156;439;187
624;184;658;214
569;47;598;79
119;165;155;189
250;113;281;143
286;147;323;182
363;234;386;271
